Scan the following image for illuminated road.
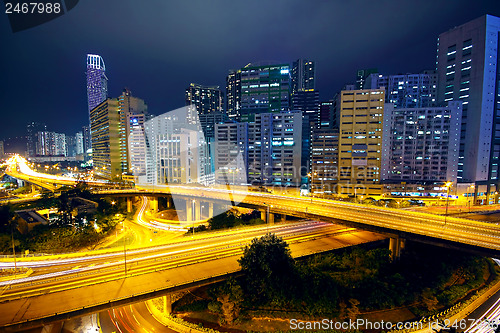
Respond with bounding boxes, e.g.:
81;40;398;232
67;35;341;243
6;154;500;253
102;303;177;333
0;219;384;328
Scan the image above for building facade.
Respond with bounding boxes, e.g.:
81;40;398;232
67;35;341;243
86;54;108;114
26;122;46;157
364;71;437;108
90;99;121;180
144;108;211;186
214;122;249;185
436;15;500;199
185;83;223;116
336;89;386;195
291;59;315;95
310;129;339;195
239;63;291;122
226;69;242;121
36;131;66;157
381;102;462;184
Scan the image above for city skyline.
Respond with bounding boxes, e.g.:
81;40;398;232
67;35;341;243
1;1;500;140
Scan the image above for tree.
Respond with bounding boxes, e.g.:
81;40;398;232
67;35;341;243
0;205;15;233
238;233;295;302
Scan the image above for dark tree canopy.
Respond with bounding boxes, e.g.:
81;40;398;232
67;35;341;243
238;233;295;301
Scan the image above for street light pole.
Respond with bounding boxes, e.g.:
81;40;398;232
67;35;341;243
445;181;452;226
123;226;127;276
192;199;195;236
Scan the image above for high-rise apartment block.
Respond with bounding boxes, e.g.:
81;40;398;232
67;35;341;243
311;129;339;195
381;102;462;184
26;122;46;157
336;89;386;195
90;99;121;180
365;71;437;108
75;132;84;155
436;15;500;195
118;89;148;176
214;122;249;185
36;131;66;157
215;111;303;187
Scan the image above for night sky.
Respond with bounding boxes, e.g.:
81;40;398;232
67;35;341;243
1;0;500;142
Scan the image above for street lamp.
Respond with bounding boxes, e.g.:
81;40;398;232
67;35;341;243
122;222;127;276
444;181;452;226
192;199;196;236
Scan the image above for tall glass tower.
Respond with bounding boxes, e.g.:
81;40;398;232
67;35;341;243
86;54;108;150
86;54;108;114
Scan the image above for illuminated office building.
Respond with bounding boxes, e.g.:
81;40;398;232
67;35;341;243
90;99;121;180
336;89;386;195
144;108;210;186
185;83;223;116
239;63;291;122
226;69;242;120
436;14;500;201
27;122;46;157
381;102;462;185
364;71;437;108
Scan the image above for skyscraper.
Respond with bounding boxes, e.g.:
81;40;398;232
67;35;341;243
239;63;291;122
291;59;315;95
118;89;148;177
86;54;108;113
436;15;500;196
185;83;223;115
226;69;242;120
336;89;386;196
365;71;437;108
90;99;121;180
26;122;46;157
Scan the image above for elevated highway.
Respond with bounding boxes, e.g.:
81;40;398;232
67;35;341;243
101;186;500;257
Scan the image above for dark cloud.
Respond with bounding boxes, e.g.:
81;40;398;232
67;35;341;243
1;0;500;138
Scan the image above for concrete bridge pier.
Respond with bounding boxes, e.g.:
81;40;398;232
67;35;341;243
195;201;201;220
208;202;214;219
163;294;172;314
260;209;275;225
127;197;133;213
186;200;193;222
149;197;158;212
389;237;405;261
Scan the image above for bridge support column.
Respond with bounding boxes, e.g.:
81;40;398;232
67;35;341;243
127;197;133;213
195;201;201;221
389;237;404;261
260;209;274;225
208;202;214;218
163;294;172;314
149;197;158;212
186;200;193;222
166;197;172;209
